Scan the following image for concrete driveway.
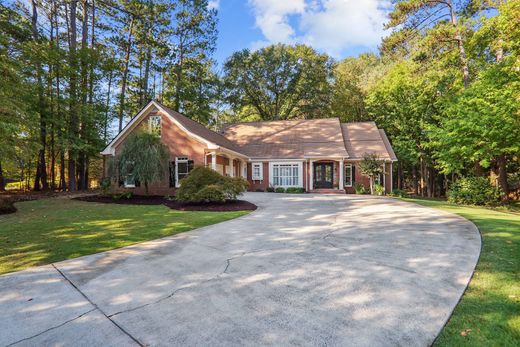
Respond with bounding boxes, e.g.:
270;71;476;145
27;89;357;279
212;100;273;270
0;193;480;347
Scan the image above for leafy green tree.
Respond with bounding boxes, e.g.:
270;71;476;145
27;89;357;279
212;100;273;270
111;132;169;195
223;44;333;120
331;53;386;122
358;153;385;195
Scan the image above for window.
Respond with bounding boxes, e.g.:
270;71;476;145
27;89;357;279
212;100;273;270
175;157;194;187
124;161;136;188
344;164;353;187
270;162;302;187
149;115;161;136
252;162;263;180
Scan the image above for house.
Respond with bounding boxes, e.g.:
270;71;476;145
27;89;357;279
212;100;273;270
101;100;397;195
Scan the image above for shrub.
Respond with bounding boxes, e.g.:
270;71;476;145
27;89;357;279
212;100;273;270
266;186;275;192
389;189;408;198
195;185;226;203
374;184;385;196
100;177;111;195
353;182;367;194
176;167;249;203
255;188;265;192
275;187;286;193
112;192;132;200
448;176;502;206
286;187;305;193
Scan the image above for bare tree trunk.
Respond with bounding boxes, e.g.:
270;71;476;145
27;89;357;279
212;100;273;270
77;0;89;190
31;0;49;191
118;17;134;131
142;45;152;106
104;70;113;142
497;154;509;199
68;0;79;191
0;161;5;191
448;0;470;88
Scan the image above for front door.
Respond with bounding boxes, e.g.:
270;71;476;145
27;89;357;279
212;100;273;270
314;163;333;188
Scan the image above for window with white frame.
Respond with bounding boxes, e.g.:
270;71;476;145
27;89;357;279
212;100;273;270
344;164;353;187
271;163;301;187
149;115;161;136
175;157;193;187
252;162;263;180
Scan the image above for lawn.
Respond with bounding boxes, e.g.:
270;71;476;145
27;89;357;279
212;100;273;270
0;198;249;275
402;197;519;346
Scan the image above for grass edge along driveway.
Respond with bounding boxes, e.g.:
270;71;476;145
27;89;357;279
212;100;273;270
0;198;249;275
401;197;519;346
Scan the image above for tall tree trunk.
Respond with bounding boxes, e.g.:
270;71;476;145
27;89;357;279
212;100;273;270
31;0;49;191
497;154;509;198
142;45;152;106
78;0;89;190
448;0;470;88
0;161;5;191
118;17;134;132
68;0;79;191
104;70;113;143
60;151;66;191
412;165;418;195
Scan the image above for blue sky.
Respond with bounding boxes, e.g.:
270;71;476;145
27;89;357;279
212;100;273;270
212;0;392;65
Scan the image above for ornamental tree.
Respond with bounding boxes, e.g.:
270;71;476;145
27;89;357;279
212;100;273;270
358;153;385;195
110;131;169;195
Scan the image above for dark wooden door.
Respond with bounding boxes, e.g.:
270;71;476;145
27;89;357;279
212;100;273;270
314;163;333;188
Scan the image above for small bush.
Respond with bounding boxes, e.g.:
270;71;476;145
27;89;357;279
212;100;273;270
286;187;305;193
448;176;502;206
275;187;286;193
266;187;275;192
353;182;367;194
389;189;408;198
255;188;265;192
176;167;249;203
100;177;111;194
374;184;385;196
112;192;133;200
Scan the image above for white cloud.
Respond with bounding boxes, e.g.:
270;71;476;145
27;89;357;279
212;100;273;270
248;0;306;43
248;0;391;56
208;0;220;10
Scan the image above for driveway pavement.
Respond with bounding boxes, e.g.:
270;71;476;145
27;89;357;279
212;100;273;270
0;193;480;346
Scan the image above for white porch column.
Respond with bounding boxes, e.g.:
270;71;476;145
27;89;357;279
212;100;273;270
242;160;247;178
390;162;393;193
309;160;314;191
229;158;235;177
211;152;217;171
339;160;344;190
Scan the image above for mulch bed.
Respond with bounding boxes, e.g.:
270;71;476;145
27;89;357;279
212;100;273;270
74;194;257;212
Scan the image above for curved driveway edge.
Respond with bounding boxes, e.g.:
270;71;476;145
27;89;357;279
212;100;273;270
0;193;481;346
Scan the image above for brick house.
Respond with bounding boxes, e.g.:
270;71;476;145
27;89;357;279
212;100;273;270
101;100;397;195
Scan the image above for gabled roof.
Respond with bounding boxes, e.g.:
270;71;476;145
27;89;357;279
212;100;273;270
222;118;349;159
101;100;245;157
340;122;397;160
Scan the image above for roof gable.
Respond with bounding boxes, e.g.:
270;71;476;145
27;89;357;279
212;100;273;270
101;100;245;157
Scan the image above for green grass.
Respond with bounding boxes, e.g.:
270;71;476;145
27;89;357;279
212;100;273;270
401;197;519;346
0;198;249;275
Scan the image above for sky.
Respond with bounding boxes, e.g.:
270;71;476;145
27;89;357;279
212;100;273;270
212;0;392;65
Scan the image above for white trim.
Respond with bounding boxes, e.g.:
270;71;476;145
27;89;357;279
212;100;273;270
390;162;393;193
175;157;189;188
309;160;314;190
251;162;263;180
339;160;344;190
268;161;303;188
344;163;353;187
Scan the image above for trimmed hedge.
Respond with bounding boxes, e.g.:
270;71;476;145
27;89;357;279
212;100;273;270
274;187;286;193
266;187;275;192
176;167;249;203
285;187;305;193
448;176;502;206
